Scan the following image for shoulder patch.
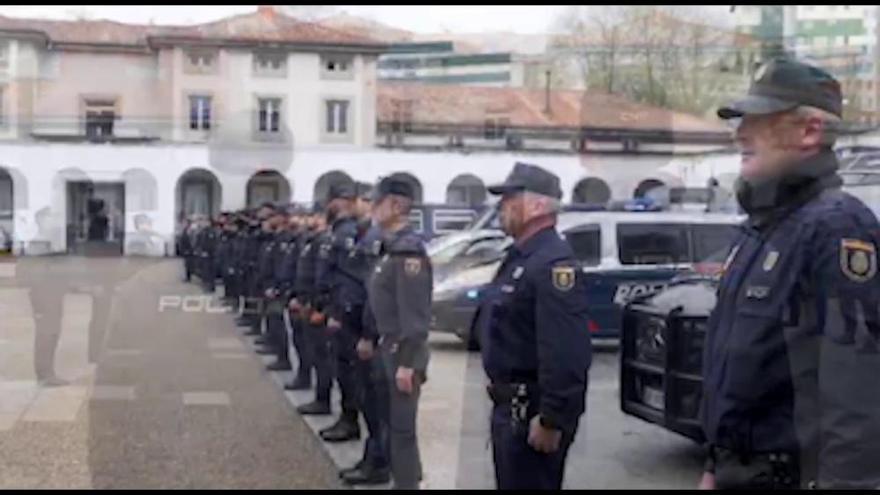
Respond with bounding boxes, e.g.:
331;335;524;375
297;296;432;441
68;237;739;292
841;238;876;282
551;265;575;292
404;257;422;276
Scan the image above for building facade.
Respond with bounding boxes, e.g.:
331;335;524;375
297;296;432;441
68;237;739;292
0;7;739;257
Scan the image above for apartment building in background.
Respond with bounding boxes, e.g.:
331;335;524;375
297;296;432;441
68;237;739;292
735;5;880;124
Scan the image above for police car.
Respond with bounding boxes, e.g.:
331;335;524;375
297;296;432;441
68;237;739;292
430;204;742;350
620;275;717;443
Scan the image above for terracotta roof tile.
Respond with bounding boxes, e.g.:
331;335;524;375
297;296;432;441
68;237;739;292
378;82;727;134
0;8;383;47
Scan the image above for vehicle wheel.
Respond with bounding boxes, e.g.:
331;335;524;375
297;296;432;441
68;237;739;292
466;330;480;352
466;311;481;352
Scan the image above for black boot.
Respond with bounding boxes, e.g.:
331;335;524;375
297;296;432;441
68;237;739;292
284;374;311;391
342;464;391;486
297;400;331;415
266;360;292;371
339;459;365;479
254;346;277;355
253;337;269;346
320;413;361;442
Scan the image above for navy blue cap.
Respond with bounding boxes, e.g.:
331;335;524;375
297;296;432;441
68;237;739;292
325;181;356;203
355;181;374;200
718;58;842;119
487;162;562;199
374;176;415;201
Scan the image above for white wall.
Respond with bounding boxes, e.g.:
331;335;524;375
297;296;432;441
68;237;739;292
0;142;738;256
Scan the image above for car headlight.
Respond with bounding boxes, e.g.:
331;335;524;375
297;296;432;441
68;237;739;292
434;262;500;298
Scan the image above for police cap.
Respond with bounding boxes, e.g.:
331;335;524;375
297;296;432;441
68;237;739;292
325;181;356;203
355;181;374;201
718;58;842;120
487;162;562;199
374;176;414;202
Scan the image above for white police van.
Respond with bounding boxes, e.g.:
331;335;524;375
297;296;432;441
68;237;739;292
430;201;743;348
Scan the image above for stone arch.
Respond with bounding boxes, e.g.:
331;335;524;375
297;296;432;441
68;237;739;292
175;168;222;223
123;168;158;212
446;173;486;207
634;178;666;199
572;177;612;205
246;169;292;208
313;170;353;205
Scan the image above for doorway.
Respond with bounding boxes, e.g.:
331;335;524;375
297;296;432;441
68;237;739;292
67;181;125;256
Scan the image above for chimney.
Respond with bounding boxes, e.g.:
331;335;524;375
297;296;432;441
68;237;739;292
544;69;552;115
258;5;276;19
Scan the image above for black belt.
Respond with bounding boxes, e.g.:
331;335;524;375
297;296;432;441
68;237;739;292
486;382;537;405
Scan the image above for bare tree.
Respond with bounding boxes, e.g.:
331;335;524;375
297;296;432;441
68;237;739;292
547;5;754;115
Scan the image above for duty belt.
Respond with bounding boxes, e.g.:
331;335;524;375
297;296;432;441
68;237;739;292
378;335;399;352
486;382;538;405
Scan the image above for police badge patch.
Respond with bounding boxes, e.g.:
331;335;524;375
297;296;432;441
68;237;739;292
345;238;355;250
552;266;575;292
840;238;877;282
404;258;422;276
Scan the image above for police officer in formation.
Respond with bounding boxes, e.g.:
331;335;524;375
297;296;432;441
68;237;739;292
316;182;364;443
257;208;296;371
339;183;392;485
182;169;595;491
367;177;433;490
478;162;592;490
701;58;880;490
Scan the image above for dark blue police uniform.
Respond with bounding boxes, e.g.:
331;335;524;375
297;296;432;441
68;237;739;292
704;58;880;489
480;162;592;490
343;220;391;482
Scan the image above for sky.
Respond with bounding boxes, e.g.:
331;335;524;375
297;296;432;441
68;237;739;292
0;5;575;34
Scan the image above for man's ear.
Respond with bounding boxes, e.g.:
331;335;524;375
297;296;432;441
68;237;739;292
801;115;825;149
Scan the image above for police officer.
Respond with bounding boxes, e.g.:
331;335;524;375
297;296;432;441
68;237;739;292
252;208;285;356
701;58;880;490
219;215;240;306
178;216;195;282
241;205;276;337
231;212;253;323
340;182;392;485
479;162;592;490
294;205;334;413
278;210;313;390
193;216;217;293
317;182;364;443
262;209;295;371
368;177;432;490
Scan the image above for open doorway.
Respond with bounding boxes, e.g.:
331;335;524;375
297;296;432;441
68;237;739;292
66;181;125;256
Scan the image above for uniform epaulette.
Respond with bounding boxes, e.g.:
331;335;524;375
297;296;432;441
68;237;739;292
388;231;426;255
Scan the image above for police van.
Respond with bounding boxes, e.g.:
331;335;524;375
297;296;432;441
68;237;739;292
430;204;743;349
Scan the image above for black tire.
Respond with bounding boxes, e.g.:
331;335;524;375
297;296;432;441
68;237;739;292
466;310;481;352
